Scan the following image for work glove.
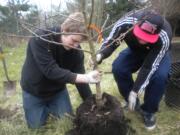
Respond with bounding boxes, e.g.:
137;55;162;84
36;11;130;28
85;70;101;84
96;53;103;64
88;53;103;68
128;91;138;111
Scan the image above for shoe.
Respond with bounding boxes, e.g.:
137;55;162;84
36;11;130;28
142;111;156;130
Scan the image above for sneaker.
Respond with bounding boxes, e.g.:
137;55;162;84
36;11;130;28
142;111;156;130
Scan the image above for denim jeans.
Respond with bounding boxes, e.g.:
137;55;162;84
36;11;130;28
22;89;72;128
112;48;171;113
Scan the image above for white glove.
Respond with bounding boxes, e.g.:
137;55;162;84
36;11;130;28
88;54;103;67
85;70;101;84
128;91;138;111
96;53;103;64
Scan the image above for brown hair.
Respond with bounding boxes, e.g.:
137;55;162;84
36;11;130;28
61;12;87;40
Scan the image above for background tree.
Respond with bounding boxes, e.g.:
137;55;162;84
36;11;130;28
150;0;180;36
6;0;30;34
105;0;134;24
0;0;40;46
0;0;39;34
102;0;134;36
25;5;40;29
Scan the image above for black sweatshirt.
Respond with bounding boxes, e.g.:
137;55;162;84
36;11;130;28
100;10;172;93
20;27;92;99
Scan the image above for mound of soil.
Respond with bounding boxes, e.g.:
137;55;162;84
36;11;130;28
66;93;135;135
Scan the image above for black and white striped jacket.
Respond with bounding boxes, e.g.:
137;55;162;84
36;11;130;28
100;10;172;93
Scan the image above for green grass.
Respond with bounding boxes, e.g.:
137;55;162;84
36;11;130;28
0;41;180;135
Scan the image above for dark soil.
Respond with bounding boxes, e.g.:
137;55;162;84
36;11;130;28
66;93;135;135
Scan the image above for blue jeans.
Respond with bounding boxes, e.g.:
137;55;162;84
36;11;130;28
112;48;171;113
22;89;72;128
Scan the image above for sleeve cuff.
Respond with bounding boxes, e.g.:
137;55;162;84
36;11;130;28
69;73;77;84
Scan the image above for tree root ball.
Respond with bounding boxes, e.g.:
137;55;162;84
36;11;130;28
66;93;135;135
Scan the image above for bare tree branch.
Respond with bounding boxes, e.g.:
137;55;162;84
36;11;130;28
20;20;88;37
101;13;110;32
88;0;94;27
21;23;92;54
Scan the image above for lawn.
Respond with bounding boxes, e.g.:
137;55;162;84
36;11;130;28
0;41;180;135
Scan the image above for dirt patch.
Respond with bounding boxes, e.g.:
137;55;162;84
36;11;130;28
0;107;16;119
66;93;135;135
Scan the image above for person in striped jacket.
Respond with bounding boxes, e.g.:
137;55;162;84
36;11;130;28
96;10;172;130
